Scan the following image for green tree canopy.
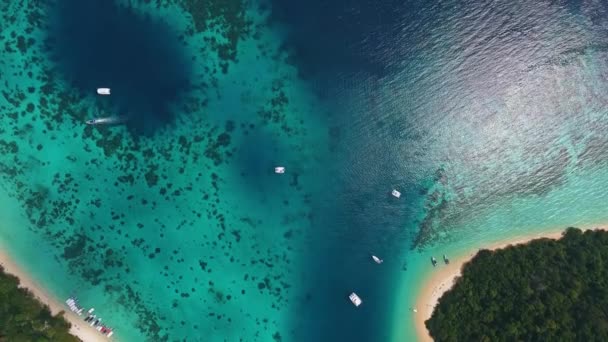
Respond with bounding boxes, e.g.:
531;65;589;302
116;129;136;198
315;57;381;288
426;228;608;342
0;265;79;342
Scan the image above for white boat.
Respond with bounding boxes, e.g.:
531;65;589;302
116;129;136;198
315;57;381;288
86;116;128;125
391;189;401;198
274;166;285;174
372;255;383;264
97;88;111;95
107;331;114;337
349;292;362;307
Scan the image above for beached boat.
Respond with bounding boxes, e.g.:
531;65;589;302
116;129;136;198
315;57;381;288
275;166;285;174
86;116;128;125
443;254;450;264
431;257;437;267
91;318;101;327
66;297;84;315
97;88;111;95
107;330;114;337
73;301;113;337
372;255;383;264
349;292;362;307
391;189;401;198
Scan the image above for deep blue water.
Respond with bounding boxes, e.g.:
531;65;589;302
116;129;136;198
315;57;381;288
267;2;433;341
46;0;194;135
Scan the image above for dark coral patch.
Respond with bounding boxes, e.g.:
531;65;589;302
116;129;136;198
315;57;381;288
62;233;87;260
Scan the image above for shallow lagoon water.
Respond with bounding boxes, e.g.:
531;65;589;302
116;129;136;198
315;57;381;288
2;0;608;341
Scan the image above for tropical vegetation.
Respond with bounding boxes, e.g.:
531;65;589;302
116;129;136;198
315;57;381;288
0;265;79;341
426;228;608;342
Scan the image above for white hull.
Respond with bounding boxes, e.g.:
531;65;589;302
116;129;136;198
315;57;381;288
349;292;362;307
372;255;383;264
391;189;401;198
86;116;127;125
275;166;285;174
97;88;111;95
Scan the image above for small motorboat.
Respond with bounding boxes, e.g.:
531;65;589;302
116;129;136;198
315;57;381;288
443;254;450;264
275;166;285;174
431;257;437;267
86;116;128;126
372;255;383;264
349;292;362;307
97;88;111;95
391;189;401;198
107;330;114;337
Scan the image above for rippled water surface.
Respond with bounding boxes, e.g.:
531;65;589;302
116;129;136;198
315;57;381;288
2;0;608;341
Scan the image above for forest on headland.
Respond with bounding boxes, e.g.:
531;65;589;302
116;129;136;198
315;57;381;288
426;227;608;342
0;265;79;342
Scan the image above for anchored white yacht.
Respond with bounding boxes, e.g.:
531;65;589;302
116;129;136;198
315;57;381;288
349;292;362;307
97;88;111;95
391;189;401;198
372;255;383;264
275;166;285;174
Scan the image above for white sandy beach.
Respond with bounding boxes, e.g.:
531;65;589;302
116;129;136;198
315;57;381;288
0;249;109;342
414;226;608;342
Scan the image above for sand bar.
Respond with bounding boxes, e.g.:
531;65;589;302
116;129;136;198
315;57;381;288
0;249;109;342
414;226;608;341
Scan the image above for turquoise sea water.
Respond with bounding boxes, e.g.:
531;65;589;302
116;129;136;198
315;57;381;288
2;0;608;341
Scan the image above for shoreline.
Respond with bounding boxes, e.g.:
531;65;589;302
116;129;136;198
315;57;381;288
0;249;109;342
413;226;608;342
